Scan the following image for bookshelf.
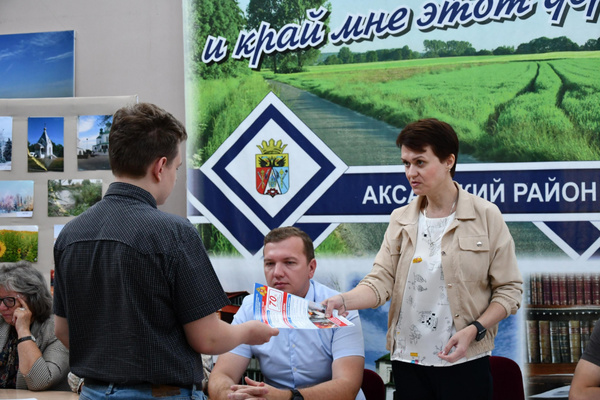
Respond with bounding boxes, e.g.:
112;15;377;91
525;273;600;375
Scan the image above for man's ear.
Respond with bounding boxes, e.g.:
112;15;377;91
151;157;168;182
308;258;317;279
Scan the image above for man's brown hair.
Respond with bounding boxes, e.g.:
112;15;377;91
109;103;187;178
264;227;315;262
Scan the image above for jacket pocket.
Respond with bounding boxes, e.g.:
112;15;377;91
457;235;490;281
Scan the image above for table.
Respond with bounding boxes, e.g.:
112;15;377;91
0;389;79;399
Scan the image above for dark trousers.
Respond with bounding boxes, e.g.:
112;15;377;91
392;356;492;400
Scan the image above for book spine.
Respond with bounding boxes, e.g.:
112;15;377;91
535;273;543;305
558;321;571;363
576;274;585;305
527;320;541;363
584;274;593;305
569;320;582;363
593;274;600;305
550;320;562;363
542;273;552;306
567;274;576;306
527;273;535;305
581;319;591;355
551;274;560;306
539;320;552;363
558;274;568;306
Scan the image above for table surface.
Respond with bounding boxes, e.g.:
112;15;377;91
0;389;79;399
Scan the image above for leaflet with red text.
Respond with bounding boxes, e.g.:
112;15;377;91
252;283;354;329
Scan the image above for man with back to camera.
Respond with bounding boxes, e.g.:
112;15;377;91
208;226;366;400
53;103;278;400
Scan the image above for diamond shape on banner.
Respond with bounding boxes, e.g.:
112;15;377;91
196;92;348;256
535;221;600;260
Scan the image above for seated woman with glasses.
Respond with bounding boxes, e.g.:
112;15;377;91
0;261;70;391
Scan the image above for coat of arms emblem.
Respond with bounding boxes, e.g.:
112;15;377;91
256;139;289;197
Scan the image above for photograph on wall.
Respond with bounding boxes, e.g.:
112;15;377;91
184;0;599;396
0;117;13;171
0;180;34;217
77;114;112;171
48;179;102;217
27;116;65;172
0;30;75;98
0;225;38;262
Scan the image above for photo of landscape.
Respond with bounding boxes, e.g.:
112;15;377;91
0;117;12;171
0;225;38;262
0;180;34;217
48;179;103;217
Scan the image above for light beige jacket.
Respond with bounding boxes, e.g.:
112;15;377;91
359;183;523;359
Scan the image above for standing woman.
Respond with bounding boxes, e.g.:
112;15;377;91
323;119;522;400
0;261;70;391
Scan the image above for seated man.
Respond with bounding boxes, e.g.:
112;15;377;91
570;318;600;400
208;227;366;400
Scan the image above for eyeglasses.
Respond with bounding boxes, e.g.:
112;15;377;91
0;297;17;307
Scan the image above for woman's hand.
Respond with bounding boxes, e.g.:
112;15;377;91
13;295;43;377
321;294;348;318
13;296;33;337
437;324;477;363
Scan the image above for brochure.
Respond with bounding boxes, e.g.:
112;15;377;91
253;283;354;329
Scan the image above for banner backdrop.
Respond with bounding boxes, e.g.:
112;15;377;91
184;0;599;396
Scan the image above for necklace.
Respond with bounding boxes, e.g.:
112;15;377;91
422;196;457;256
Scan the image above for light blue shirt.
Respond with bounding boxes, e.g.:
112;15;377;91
231;280;366;399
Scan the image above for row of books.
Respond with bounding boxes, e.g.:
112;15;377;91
526;319;594;364
528;273;600;306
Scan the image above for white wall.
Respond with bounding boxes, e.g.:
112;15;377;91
0;0;187;278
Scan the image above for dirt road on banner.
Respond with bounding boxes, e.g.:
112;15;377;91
268;80;479;166
268;80;401;166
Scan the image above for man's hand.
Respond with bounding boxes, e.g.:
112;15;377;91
244;321;280;346
228;377;290;400
437;324;477;363
184;314;278;355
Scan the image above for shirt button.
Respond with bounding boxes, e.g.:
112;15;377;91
441;251;446;256
477;241;483;247
455;314;460;318
447;283;452;288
